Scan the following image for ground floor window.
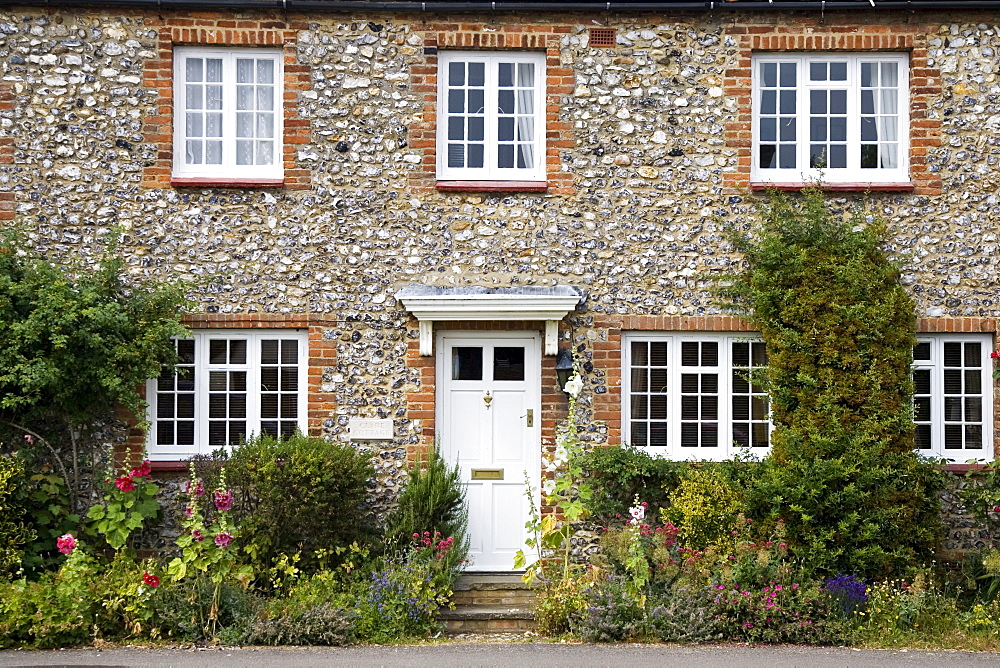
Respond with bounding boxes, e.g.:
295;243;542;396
913;333;993;460
622;333;770;461
147;330;307;460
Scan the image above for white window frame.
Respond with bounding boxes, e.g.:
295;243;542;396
172;46;284;180
436;51;546;182
147;330;308;460
751;52;910;185
913;334;993;461
621;333;772;461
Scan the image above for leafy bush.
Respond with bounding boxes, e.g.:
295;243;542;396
534;575;589;636
572;573;644;642
578;444;684;522
243;603;355;646
725;188;943;578
0;453;33;575
152;575;256;642
194;432;375;575
384;446;469;577
714;580;848;645
648;586;725;643
664;465;745;551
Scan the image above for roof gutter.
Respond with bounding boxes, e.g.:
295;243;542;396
14;0;1000;13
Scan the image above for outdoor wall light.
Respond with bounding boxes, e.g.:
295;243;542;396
555;347;574;393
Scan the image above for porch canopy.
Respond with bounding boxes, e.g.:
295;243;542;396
395;285;583;355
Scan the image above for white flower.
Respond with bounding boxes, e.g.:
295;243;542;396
564;374;584;397
628;504;645;526
553;445;568;466
542;479;556;495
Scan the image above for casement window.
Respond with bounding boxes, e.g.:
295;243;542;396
752;53;909;184
147;331;307;459
172;47;283;181
623;334;771;461
437;51;546;182
912;334;993;460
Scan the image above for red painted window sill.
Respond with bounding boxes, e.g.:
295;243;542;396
171;177;285;188
750;182;915;192
436;180;548;193
942;462;989;475
148;461;190;472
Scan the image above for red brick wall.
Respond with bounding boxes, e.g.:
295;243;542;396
140;13;312;190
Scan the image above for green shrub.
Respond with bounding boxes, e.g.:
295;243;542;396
0;453;33;575
648;586;726;643
571;573;644;642
384;446;469;577
534;575;589;636
664;465;745;551
152;574;256;642
725;188;943;578
243;603;355;646
194;432;375;575
578;444;685;522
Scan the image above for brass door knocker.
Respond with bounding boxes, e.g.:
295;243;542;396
483;391;493;409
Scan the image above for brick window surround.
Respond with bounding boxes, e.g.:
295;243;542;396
590;315;999;460
408;23;574;195
141;16;311;190
126;314;334;471
723;24;942;196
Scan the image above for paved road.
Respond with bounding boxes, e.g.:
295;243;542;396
0;643;998;667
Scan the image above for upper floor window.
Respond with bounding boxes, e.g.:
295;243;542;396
173;47;283;181
752;53;909;185
913;334;993;460
623;333;771;461
437;51;546;182
148;330;307;460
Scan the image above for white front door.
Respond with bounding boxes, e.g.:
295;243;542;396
438;332;540;572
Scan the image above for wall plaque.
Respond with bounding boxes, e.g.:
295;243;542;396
349;418;394;440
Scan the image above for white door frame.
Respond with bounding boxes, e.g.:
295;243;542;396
436;330;541;572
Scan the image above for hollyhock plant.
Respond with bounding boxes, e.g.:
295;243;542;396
214;531;233;548
131;460;152;478
115;475;136;492
143;571;161;588
214;489;234;512
56;533;76;555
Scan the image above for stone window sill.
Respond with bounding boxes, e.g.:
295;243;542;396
436;180;548;193
750;182;915;192
171;177;285;188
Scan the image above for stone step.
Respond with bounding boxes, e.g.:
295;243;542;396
438;605;537;633
453;574;531;591
450;589;536;606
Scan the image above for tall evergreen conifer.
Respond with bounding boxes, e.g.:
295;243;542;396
724;188;942;578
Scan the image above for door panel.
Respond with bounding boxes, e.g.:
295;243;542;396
438;332;539;572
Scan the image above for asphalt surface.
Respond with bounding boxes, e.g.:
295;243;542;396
0;643;998;667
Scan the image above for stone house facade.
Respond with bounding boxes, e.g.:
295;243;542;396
3;1;1000;565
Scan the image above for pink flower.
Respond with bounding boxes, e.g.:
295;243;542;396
131;460;152;478
56;533;76;555
23;434;34;445
192;529;204;542
115;476;135;492
184;505;194;518
142;571;160;588
214;490;234;512
186;479;205;498
214;531;233;548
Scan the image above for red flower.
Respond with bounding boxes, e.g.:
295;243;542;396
214;490;234;512
142;571;160;588
131;460;152;478
56;533;76;555
993;505;1000;513
991;350;1000;359
115;476;135;492
192;529;205;542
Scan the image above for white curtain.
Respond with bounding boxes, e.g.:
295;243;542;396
876;62;898;168
515;63;535;170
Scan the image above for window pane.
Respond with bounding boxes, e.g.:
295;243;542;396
186;58;203;83
761;62;776;87
452;347;483;381
449;61;464;86
493;347;525;381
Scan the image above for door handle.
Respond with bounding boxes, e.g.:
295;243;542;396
521;409;533;427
